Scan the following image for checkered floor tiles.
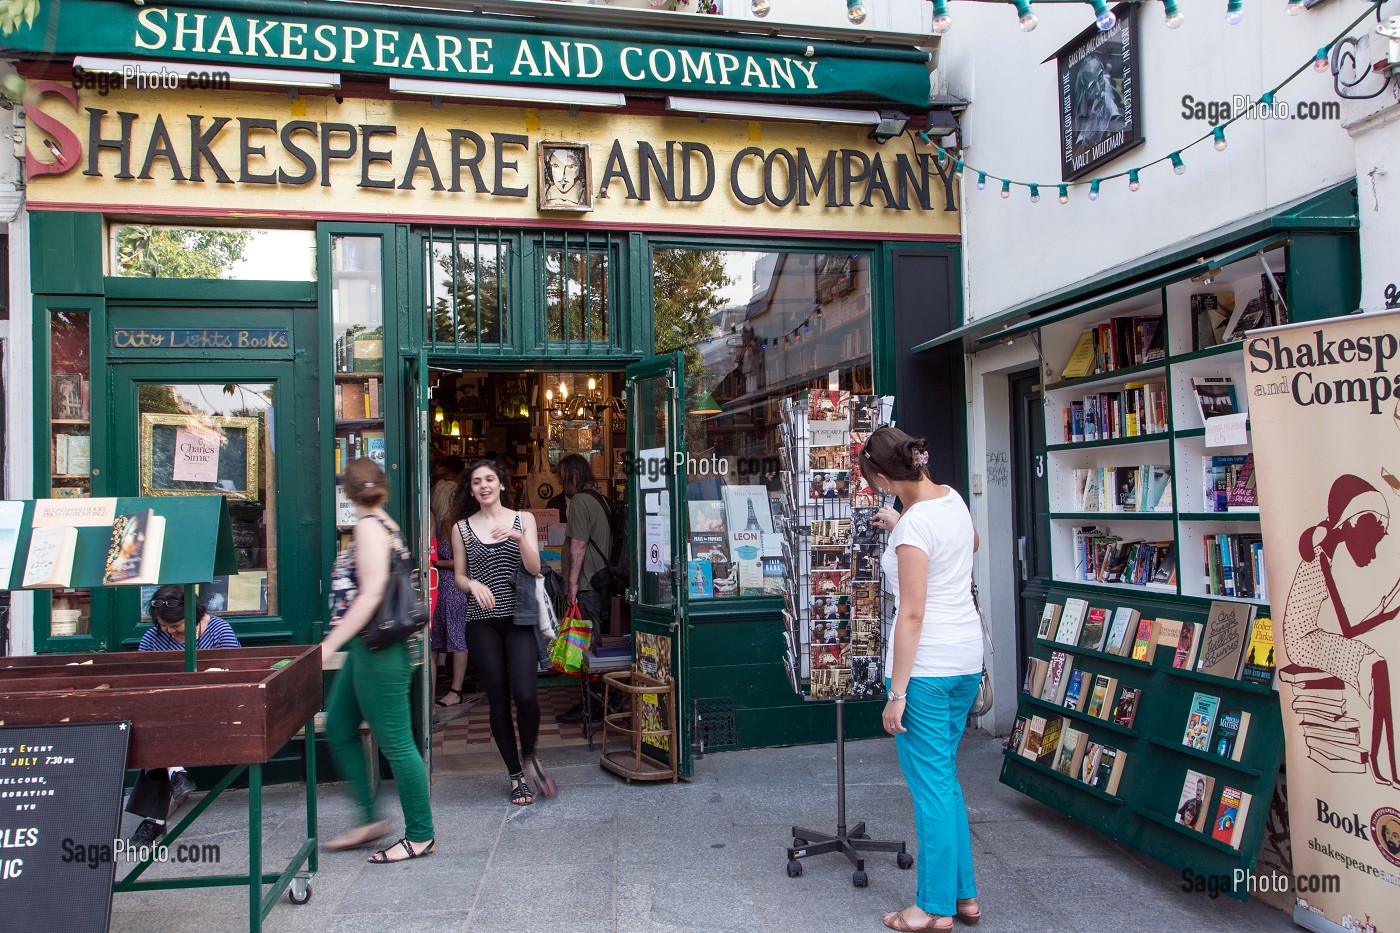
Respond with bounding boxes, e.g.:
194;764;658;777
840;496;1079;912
432;684;591;772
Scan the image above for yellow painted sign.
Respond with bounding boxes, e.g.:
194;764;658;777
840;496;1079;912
24;83;960;239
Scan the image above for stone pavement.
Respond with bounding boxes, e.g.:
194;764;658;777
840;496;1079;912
109;731;1297;932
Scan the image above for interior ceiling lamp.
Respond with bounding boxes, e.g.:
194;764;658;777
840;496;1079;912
691;392;723;415
665;96;883;127
449;420;461;437
869;111;910;144
389;77;626;109
72;56;342;88
545;381;569;419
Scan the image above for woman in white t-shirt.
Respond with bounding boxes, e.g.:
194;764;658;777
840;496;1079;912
861;426;983;933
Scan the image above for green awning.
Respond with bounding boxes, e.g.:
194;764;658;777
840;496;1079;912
2;0;934;107
914;180;1358;355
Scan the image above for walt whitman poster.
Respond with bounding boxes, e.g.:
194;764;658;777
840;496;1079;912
1054;3;1142;182
1246;309;1400;929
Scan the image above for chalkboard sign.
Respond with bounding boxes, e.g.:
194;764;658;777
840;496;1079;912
139;414;260;500
0;721;130;932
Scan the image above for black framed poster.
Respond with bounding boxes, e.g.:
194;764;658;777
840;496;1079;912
1055;3;1143;181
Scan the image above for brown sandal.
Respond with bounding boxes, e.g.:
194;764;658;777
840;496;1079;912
882;908;952;932
956;900;981;925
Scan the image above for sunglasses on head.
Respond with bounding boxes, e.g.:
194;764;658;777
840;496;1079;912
149;598;184;611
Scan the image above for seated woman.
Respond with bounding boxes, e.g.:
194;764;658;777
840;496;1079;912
126;585;240;846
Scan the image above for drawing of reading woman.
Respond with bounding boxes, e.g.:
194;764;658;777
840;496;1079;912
1285;474;1400;787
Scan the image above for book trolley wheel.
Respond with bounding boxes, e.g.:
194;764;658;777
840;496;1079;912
288;876;312;904
897;852;914;870
787;860;803;878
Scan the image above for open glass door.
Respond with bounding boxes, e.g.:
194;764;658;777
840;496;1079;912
404;351;433;763
626;352;691;778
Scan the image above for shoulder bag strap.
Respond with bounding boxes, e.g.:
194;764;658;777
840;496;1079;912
971;578;993;655
579;489;611;563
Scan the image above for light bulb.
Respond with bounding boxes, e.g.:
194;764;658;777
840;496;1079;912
1163;0;1184;27
559;381;568;399
931;0;952;34
1014;0;1037;31
1287;0;1304;13
976;172;987;190
545;389;553;402
846;0;867;25
919;131;934;148
1170;152;1185;175
588;377;597;392
1000;179;1011;198
1029;184;1041;203
751;0;770;16
1212;126;1227;151
1226;0;1244;25
954;160;965;176
1058;185;1069;204
1128;169;1141;192
434;405;444;423
1088;180;1101;201
1091;0;1116;31
1314;47;1330;72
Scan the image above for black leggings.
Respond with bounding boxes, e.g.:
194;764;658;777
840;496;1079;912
465;615;541;776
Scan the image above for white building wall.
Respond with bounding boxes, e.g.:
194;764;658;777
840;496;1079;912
940;1;1362;322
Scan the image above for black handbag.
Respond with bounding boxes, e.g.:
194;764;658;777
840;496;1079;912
361;519;429;651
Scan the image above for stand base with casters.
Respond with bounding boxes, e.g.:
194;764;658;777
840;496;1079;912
782;699;911;887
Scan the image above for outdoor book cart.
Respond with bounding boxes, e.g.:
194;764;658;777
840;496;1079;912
0;495;321;932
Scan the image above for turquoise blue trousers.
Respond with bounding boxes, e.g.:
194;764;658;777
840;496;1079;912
891;672;981;917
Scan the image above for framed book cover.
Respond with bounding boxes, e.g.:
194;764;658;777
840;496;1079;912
1054;3;1143;182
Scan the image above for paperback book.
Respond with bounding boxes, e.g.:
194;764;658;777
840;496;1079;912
22;525;78;589
1111;687;1140;728
1213;707;1251;761
1175;770;1216;832
1211;786;1252;850
102;509;167;586
1086;675;1118;719
1182;692;1221;751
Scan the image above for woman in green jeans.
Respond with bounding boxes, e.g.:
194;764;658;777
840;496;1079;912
321;457;435;863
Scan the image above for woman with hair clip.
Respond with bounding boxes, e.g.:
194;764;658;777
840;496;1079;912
860;426;983;933
321;458;435;863
450;458;556;805
1285;473;1399;787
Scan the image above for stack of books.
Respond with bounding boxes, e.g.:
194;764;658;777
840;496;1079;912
1281;664;1365;773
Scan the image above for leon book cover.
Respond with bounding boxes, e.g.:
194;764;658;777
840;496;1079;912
102;508;167;586
1175;770;1216;832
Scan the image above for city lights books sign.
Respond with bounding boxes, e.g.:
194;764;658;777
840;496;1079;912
1053;3;1143;182
1244;310;1400;929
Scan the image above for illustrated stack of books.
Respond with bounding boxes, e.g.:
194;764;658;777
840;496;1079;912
1281;664;1364;774
776;392;894;701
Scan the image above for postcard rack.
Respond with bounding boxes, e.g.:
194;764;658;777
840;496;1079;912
773;392;911;886
0;495;320;931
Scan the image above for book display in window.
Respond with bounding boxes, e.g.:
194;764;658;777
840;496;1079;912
775;393;895;701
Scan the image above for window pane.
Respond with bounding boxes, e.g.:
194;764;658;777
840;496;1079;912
110;226;315;280
48;309;92;637
425;235;508;345
654;248;874;600
137;383;278;618
331;236;387;550
545;246;609;343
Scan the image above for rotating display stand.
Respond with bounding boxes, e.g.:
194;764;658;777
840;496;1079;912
774;393;910;887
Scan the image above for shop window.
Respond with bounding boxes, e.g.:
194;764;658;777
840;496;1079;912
47;309;92;637
136;383;279;619
543;233;613;344
653;247;874;599
109;225;316;280
331;236;387;549
424;229;510;347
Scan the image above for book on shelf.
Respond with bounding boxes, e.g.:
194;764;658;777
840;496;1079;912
1182;691;1221;751
1085;674;1118;720
1103;607;1140;655
1191;376;1239;423
1111;686;1140;728
1130;618;1156;662
22;525;78;588
1021;715;1049;760
1226;454;1258;510
1155;618;1185;656
1061;382;1169;442
1202;455;1251;514
1063;670;1089;712
1175;769;1216;832
351;336;384;373
1190;293;1234;351
1060;329;1098;380
1151;549;1177;587
1037;601;1063;640
1202;532;1265;600
1077;607;1109;652
364;430;386;466
1237;616;1275;686
102;508;167;586
1052;726;1087;777
1211;786;1252;849
1196;600;1254;680
1222;293;1272;345
1008;716;1029;755
367;377;381;418
1024;657;1050;698
1213;708;1251;761
1055;597;1089;645
1036;716;1063;765
1088;745;1127;795
1172;622;1204;670
1041;652;1075;705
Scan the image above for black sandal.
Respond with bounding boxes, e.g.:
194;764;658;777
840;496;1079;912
510;773;534;806
367;837;435;863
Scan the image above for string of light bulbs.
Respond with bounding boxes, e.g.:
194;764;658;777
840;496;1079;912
751;0;1333;34
908;0;1384;203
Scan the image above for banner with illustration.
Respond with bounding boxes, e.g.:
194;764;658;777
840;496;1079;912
1245;309;1400;931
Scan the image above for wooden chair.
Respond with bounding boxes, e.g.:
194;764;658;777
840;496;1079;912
598;668;678;783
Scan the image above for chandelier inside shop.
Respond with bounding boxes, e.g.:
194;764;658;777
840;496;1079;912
752;0;1314;33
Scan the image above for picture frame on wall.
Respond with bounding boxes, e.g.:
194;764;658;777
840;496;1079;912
538;141;593;212
1055;3;1143;182
139;413;261;500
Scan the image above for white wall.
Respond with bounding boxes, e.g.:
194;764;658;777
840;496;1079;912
710;0;930;33
940;1;1362;322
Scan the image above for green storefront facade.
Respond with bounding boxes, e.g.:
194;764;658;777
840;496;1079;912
9;0;967;771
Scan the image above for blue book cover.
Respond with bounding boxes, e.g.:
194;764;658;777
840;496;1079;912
688;559;713;599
